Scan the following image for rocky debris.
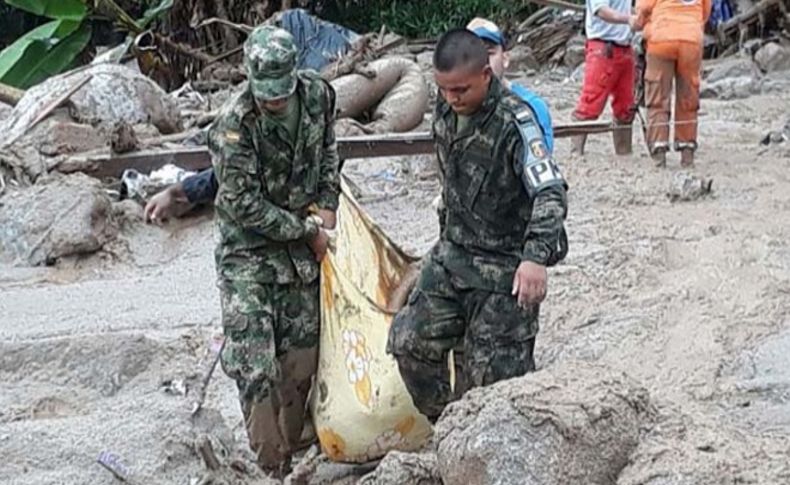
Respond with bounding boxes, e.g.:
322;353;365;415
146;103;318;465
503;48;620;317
0;173;118;266
0;101;11;121
357;451;441;485
110;121;140;154
416;51;434;74
668;172;714;202
434;360;653;485
563;35;586;68
615;409;786;485
703;57;759;83
753;42;790;73
760;116;790;145
508;44;541;74
2;63;181;147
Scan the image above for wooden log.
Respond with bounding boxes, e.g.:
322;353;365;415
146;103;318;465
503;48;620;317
0;82;24;107
57;121;615;179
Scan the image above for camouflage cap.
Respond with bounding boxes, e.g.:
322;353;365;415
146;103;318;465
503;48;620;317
243;25;298;101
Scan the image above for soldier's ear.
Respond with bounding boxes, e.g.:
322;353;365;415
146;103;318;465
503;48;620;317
502;50;511;70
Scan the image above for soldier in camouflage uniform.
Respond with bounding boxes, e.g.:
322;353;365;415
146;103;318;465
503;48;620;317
208;25;340;475
386;29;569;421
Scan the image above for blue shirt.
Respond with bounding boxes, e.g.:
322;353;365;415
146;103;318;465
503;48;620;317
510;83;554;154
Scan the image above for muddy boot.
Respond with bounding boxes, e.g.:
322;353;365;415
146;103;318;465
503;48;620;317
570;134;587;157
651;147;667;167
612;121;633;155
680;148;694;167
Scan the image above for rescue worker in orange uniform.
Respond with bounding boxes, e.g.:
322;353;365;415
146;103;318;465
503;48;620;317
630;0;712;167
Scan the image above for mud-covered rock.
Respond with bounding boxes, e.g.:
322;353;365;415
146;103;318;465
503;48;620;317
754;42;790;73
668;172;713;202
2;63;180;150
434;361;653;485
617;412;758;485
564;35;586;69
509;44;541;74
0;173;117;265
357;451;441;485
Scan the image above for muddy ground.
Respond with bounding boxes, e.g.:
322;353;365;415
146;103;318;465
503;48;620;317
2;60;790;484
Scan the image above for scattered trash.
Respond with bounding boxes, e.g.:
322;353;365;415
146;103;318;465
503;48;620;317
161;378;188;397
97;451;143;485
121;163;197;202
668;172;714;202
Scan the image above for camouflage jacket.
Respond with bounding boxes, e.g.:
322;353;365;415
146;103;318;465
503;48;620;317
209;70;340;285
433;77;568;293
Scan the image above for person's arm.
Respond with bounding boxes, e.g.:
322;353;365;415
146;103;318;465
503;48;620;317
591;0;632;24
181;168;218;205
632;0;657;30
509;111;569;307
209;122;319;242
315;81;341;229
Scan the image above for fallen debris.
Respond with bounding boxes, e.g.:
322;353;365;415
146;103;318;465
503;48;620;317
357;451;441;485
754;42;790;73
668;172;714;202
0;173;118;266
434;360;653;485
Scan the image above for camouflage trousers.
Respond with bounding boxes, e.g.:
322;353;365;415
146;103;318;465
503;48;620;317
386;256;537;421
218;279;319;474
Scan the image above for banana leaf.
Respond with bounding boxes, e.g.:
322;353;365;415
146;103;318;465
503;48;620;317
139;0;173;29
0;19;80;80
0;21;91;88
5;0;87;21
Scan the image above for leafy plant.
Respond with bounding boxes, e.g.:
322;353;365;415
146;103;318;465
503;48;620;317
0;0;173;89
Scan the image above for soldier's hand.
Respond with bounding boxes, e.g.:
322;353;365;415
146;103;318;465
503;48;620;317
317;209;336;230
308;229;330;261
512;261;547;308
143;184;191;225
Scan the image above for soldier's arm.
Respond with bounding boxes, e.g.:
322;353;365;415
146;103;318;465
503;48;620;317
511;112;569;267
316;81;341;212
210;124;319;242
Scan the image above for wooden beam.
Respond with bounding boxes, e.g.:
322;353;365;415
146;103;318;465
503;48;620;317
58;120;615;179
0;82;24;107
523;0;585;13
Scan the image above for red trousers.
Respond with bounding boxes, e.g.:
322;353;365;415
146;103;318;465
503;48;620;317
574;39;635;123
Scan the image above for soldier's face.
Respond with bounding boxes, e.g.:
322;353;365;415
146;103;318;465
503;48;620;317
256;95;290;115
485;43;510;79
435;64;492;116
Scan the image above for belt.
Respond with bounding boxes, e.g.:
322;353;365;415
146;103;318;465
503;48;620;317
589;38;630;48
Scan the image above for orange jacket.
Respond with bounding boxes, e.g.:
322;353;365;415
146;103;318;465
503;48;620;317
636;0;712;45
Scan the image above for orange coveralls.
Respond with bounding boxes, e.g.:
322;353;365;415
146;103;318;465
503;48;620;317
635;0;712;154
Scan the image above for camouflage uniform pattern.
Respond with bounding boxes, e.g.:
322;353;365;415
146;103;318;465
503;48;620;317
387;77;568;420
209;25;339;474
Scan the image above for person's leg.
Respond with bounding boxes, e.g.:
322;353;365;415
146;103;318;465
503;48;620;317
571;40;618;155
674;41;703;166
219;281;289;476
644;42;677;166
463;290;539;389
387;256;465;421
272;279;320;456
611;46;636;155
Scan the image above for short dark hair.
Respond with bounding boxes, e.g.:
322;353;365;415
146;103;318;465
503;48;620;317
433;28;489;73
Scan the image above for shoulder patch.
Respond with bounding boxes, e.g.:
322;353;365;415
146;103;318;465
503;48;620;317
224;131;241;143
529;139;549;159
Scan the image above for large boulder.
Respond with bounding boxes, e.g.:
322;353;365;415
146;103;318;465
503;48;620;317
434;360;654;485
754;42;790;73
357;451;441;485
0;173;117;265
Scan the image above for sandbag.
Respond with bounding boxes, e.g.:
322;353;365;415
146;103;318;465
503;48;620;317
311;177;431;463
332;57;428;136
